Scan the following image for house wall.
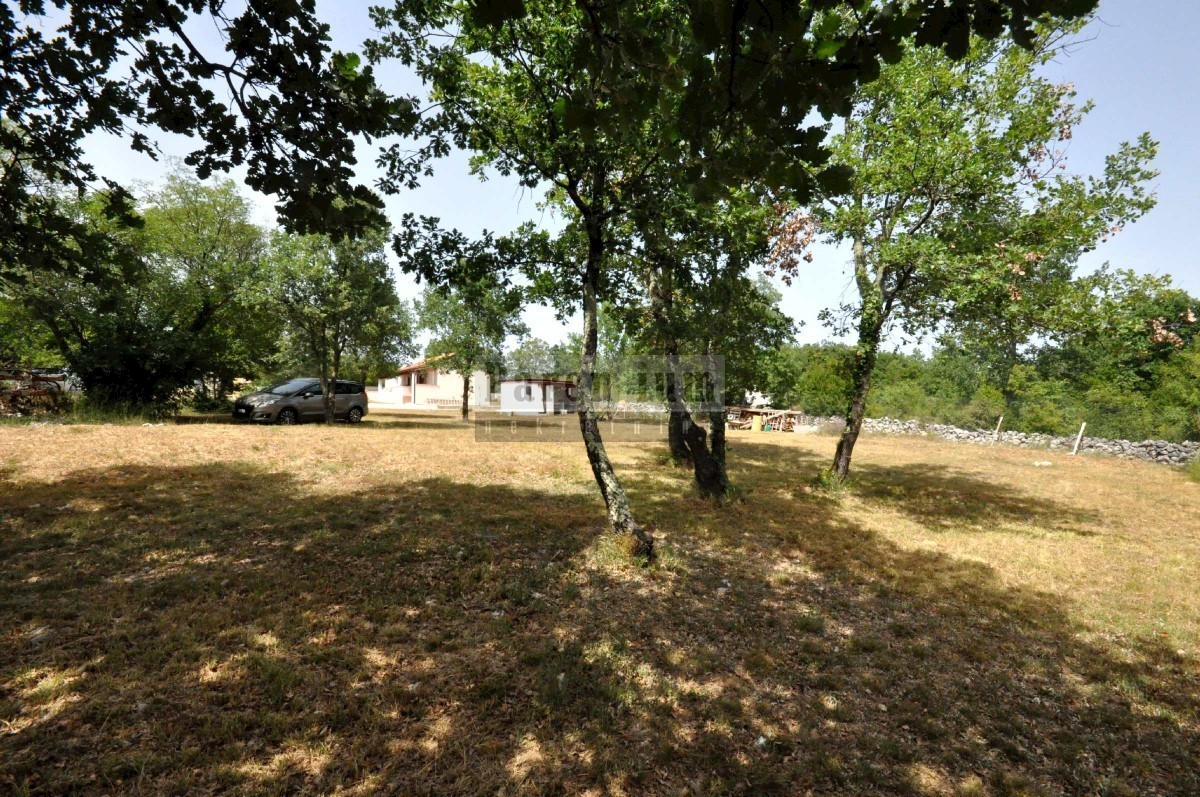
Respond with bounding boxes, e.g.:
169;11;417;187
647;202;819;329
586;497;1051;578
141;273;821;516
500;381;545;414
377;369;490;408
499;381;576;414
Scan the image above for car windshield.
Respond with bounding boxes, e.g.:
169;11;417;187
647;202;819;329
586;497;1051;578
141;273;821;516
263;378;317;396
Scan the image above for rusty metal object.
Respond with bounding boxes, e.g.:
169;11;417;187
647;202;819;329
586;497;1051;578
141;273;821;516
0;364;69;416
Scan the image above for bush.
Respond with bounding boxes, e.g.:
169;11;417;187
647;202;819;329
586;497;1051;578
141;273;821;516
956;384;1006;430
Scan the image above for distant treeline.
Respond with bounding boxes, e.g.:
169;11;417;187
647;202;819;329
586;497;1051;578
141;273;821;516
761;333;1200;443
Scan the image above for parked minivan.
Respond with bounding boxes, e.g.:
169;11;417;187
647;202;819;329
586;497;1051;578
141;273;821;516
233;378;368;424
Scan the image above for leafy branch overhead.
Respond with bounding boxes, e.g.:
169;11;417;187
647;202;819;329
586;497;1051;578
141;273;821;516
3;0;420;286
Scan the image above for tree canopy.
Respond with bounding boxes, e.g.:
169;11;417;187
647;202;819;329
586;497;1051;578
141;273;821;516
273;226;415;422
1;170;279;408
771;27;1158;481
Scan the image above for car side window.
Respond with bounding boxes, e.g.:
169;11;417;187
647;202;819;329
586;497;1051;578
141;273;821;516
335;382;353;395
297;383;320;396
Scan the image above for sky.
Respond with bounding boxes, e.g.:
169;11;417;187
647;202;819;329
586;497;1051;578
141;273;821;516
80;0;1200;353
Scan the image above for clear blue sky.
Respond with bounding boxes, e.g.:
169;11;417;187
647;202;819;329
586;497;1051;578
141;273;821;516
82;0;1200;350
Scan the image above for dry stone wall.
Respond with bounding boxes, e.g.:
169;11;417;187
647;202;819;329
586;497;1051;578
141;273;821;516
857;417;1200;466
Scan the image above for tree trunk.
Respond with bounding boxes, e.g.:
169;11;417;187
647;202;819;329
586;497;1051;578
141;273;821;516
460;374;470;421
681;418;728;499
831;316;882;482
323;349;338;424
999;331;1020;406
665;366;690;464
648;262;690;464
684;349;729;499
578;215;653;559
709;406;726;468
706;347;727;471
663;350;692;466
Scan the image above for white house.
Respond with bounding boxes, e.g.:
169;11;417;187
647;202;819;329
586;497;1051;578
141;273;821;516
499;379;578;415
375;354;490;410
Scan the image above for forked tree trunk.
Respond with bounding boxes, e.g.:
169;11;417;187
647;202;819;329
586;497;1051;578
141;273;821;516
681;418;728;499
578;217;654;559
709;406;726;468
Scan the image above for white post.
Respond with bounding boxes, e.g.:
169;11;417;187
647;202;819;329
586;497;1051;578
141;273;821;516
992;415;1004;444
1071;422;1087;456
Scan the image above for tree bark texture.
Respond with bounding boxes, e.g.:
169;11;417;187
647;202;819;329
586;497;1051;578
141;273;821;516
578;215;654;558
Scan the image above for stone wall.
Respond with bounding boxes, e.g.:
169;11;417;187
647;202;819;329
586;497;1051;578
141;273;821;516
856;417;1200;467
592;402;1200;466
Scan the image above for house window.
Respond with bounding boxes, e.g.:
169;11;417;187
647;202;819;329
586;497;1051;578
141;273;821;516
417;369;437;386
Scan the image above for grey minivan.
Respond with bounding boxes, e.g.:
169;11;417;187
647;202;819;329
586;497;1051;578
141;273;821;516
232;378;368;424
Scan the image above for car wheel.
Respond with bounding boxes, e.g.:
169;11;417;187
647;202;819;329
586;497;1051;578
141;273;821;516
277;408;299;426
347;406;364;424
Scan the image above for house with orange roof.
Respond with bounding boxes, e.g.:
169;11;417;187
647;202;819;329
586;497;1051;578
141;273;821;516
374;353;491;410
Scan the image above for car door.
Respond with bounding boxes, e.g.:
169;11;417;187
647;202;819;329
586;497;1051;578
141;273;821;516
334;381;353;418
295;382;325;420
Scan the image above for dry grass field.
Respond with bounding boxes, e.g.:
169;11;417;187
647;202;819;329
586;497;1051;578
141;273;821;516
1;412;1198;795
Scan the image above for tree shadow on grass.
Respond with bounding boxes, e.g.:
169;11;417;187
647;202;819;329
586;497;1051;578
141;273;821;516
0;456;1197;795
849;461;1100;536
714;441;1098;536
0;465;614;794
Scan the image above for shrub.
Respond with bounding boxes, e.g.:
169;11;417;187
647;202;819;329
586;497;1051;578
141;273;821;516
957;384;1006;430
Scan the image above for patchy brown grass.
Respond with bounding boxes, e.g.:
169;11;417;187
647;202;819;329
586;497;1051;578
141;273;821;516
1;412;1197;795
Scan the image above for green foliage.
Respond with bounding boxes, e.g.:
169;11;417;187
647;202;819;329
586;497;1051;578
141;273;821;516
0;299;58;368
960;385;1007;430
788;28;1158;343
762;344;854;415
3;1;409;293
767;26;1157;479
766;314;1200;442
3;171;282;408
419;274;528;413
813;466;854;495
506;337;582;381
273;225;415;417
